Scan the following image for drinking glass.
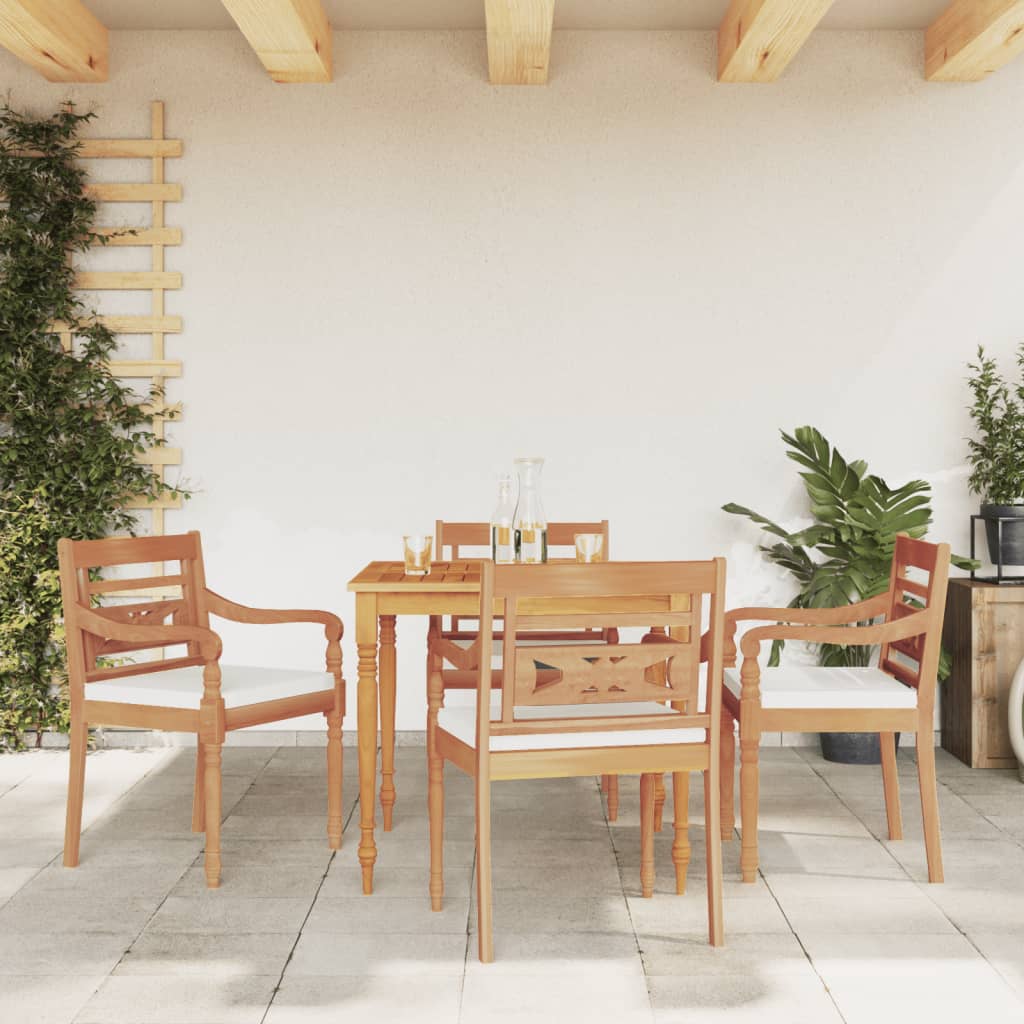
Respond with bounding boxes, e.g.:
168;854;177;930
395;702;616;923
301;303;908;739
403;535;432;576
574;533;605;563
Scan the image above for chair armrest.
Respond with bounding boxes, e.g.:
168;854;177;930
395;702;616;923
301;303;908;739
204;589;343;642
738;609;930;660
77;607;222;661
726;594;890;629
723;594;891;663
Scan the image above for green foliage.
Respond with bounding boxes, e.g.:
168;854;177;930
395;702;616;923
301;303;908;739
966;344;1024;505
0;104;187;749
723;426;975;677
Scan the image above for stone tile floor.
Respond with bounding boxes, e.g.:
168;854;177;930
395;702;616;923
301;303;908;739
0;743;1022;1023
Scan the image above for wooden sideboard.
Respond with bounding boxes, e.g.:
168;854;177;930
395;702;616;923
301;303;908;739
941;579;1022;768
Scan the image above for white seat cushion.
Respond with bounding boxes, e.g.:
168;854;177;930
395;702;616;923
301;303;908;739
87;664;335;710
437;699;705;752
723;665;917;710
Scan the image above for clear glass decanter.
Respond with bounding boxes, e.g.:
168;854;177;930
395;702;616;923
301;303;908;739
491;474;516;565
513;457;548;564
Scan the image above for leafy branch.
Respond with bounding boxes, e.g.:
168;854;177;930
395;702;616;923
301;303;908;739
0;104;189;748
966;344;1024;505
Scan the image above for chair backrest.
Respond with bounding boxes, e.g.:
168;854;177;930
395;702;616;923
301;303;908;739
435;519;611;640
58;532;211;698
879;534;950;707
475;559;727;744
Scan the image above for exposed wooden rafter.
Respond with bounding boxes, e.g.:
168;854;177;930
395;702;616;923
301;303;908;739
926;0;1024;81
718;0;835;83
221;0;332;83
485;0;554;85
0;0;107;82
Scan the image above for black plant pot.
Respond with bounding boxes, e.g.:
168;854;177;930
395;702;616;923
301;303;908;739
820;732;901;765
981;503;1024;567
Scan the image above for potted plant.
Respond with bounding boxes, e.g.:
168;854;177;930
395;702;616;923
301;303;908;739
723;426;974;764
967;344;1024;566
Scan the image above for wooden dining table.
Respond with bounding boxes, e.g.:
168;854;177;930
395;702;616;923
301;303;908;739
348;560;488;895
347;558;689;895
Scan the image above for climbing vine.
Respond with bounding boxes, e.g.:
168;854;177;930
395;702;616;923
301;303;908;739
0;104;186;748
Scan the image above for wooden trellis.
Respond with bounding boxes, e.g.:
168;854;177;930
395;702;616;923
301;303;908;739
63;100;183;550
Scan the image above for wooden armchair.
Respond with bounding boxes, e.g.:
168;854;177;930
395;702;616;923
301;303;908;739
428;559;728;962
721;534;950;884
58;531;346;889
431;520;629;817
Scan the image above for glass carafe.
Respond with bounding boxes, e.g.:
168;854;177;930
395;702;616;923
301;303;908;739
513;457;548;564
491;474;516;565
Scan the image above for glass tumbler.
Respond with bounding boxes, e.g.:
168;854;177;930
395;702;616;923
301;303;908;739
402;535;432;576
574;533;605;563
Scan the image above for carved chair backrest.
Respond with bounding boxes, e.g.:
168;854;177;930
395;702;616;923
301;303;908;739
879;534;951;707
475;560;727;745
58;531;211;697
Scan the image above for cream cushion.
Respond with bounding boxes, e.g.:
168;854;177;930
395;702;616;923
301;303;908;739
86;664;335;710
437;698;705;752
723;665;917;710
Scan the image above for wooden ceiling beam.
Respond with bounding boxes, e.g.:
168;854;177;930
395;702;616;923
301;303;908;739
220;0;332;82
485;0;554;85
0;0;107;82
718;0;835;83
926;0;1024;81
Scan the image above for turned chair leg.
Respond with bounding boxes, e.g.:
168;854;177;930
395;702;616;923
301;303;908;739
476;776;494;963
739;722;760;883
654;773;666;833
203;741;223;888
720;710;736;840
326;706;344;850
428;733;445;911
63;718;87;868
639;773;656;898
671;771;691;894
607;774;619;822
880;731;903;841
917;734;944;883
191;741;206;834
704;765;725;947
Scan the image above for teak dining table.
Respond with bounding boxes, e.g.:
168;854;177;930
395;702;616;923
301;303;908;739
347;558;690;895
348;560;488;894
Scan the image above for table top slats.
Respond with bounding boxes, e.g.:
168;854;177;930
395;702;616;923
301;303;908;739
348;561;484;593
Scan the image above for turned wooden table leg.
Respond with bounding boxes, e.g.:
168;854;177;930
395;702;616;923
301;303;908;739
356;594;379;894
379;615;397;832
427;638;445;911
640;772;656;898
671;771;690;893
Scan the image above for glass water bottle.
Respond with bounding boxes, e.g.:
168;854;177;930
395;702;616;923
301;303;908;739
513;457;548;564
491;474;516;565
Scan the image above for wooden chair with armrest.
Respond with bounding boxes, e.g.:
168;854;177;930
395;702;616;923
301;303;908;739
58;531;346;889
427;559;727;962
721;534;950;884
431;520;631;820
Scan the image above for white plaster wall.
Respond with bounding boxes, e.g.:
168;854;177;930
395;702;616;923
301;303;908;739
3;30;1023;733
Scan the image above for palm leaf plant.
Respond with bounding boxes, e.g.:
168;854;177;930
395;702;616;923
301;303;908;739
723;426;974;676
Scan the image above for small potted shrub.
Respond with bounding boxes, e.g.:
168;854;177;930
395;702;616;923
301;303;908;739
967;344;1024;566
